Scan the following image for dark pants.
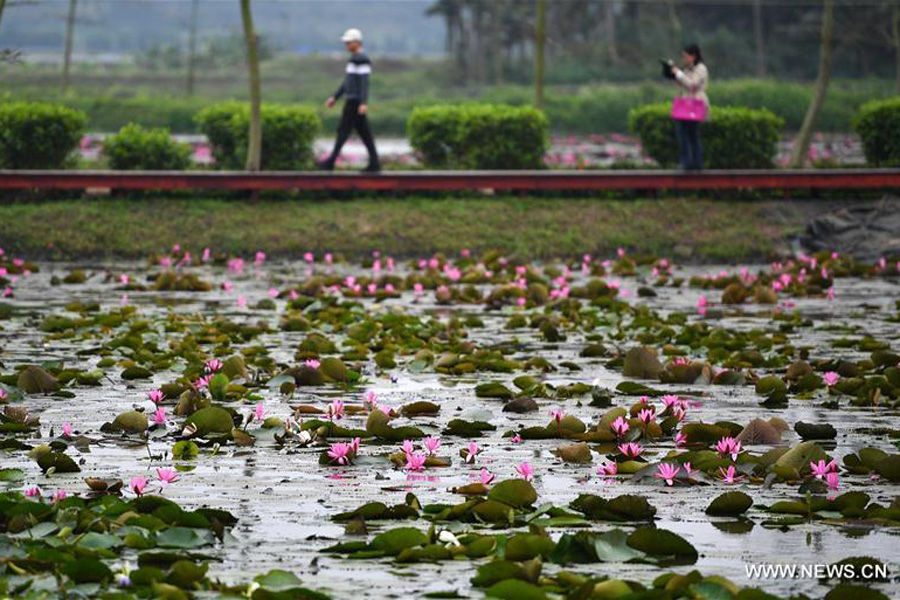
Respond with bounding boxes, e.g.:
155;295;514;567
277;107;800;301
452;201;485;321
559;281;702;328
325;100;379;168
675;119;703;170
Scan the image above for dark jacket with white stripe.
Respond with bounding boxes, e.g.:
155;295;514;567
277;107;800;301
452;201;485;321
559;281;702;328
333;52;371;103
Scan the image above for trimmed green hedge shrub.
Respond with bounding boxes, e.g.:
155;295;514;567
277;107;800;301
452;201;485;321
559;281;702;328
407;104;548;169
103;123;192;170
629;103;784;169
0;101;86;169
195;103;320;170
855;97;900;167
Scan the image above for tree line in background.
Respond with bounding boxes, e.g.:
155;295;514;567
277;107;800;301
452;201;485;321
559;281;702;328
428;0;900;89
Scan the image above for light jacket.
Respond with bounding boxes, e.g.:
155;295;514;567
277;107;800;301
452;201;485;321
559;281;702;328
673;63;709;106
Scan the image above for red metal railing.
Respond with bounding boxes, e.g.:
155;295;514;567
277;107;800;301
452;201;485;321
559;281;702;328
1;169;899;191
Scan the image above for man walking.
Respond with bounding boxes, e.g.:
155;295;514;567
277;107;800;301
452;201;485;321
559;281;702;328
317;28;380;172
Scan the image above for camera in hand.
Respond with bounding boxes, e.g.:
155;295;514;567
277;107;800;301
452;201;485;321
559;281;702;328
660;59;675;80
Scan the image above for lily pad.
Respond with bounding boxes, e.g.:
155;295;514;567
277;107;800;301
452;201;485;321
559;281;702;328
488;479;538;508
706;491;753;516
184;406;234;437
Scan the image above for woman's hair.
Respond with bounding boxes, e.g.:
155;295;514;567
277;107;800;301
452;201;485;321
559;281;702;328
683;44;703;64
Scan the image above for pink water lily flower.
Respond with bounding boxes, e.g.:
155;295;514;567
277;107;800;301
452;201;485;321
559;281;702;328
236;295;247;308
405;451;427;471
675;431;688;447
205;359;223;373
716;436;742;461
148;389;164;404
24;486;41;498
153;407;166;426
610;416;630;437
51;490;68;504
826;471;840;491
479;468;495;485
638;408;655;424
253;403;265;422
661;394;681;410
157;468;180;487
349;437;360;455
326;399;344;421
130;476;148;496
62;423;73;438
363;391;379;412
683;462;697;480
305;359;321;370
194;375;211;390
328;442;352;465
718;465;745;484
515;462;535;481
810;459;838;479
401;439;415;455
0;389;7;401
654;463;681;486
423;436;441;455
549;408;565;424
823;371;840;387
597;462;618;477
465;441;480;463
617;442;643;459
510;433;523;444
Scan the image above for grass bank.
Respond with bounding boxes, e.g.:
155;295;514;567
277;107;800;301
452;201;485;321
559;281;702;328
0;196;818;263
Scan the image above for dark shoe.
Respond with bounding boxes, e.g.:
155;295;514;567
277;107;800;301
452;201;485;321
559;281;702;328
362;163;381;173
316;159;334;171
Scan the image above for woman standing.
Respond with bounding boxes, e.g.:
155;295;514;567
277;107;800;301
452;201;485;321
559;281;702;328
668;45;709;170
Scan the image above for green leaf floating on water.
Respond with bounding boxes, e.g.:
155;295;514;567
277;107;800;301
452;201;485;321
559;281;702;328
252;569;332;599
591;529;644;563
37;451;80;473
475;382;514;399
319;357;349;382
503;533;555;561
156;526;212;549
0;467;24;482
706;491;753;516
626;526;698;562
16;365;60;393
77;531;123;550
109;410;149;433
471;560;525;588
61;557;112;583
485;579;548;600
369;527;428;556
121;365;153;380
183;406;234;437
488;479;538;508
208;372;230;401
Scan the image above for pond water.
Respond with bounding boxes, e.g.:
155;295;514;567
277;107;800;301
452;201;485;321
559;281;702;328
1;254;898;599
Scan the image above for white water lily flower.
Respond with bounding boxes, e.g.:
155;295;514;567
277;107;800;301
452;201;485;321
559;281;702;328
438;530;461;547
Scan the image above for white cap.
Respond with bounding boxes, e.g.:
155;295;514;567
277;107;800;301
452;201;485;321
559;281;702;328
341;28;363;43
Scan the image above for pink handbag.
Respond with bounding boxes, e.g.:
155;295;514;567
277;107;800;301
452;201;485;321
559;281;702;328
671;97;708;122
